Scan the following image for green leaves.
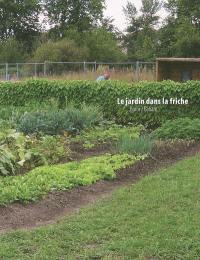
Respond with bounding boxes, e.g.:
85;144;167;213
0;148;16;176
0;130;71;176
152;118;200;140
17;104;103;135
0;154;143;205
73;124;141;149
0;79;199;128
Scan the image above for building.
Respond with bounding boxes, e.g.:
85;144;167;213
156;58;200;82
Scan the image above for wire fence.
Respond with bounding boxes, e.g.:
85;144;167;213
0;61;156;82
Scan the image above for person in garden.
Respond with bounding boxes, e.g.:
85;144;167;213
96;71;111;81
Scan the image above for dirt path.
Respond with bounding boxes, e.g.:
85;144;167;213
0;141;199;234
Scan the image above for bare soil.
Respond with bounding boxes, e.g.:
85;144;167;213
0;141;199;234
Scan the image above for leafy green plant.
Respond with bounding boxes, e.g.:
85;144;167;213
35;135;70;164
115;135;154;155
0;147;16;176
0;154;145;205
66;104;103;131
3;131;46;170
0;101;58;126
151;118;200;140
0;130;71;175
17;105;103;135
73;125;141;148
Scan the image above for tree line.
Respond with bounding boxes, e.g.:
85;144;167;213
0;0;199;63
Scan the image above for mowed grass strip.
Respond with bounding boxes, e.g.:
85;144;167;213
0;154;200;259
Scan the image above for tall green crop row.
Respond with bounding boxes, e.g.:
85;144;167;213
0;79;199;127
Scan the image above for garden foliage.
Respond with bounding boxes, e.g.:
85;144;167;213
0;80;199;127
73;124;141;148
115;135;154;155
0;154;144;205
152;118;200;140
17;105;102;135
0;130;70;176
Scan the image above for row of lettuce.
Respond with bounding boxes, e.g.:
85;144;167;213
0;79;200;206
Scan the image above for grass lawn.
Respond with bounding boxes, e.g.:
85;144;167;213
0;154;200;259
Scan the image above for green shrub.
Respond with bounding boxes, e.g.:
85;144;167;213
65;105;103;132
17;105;103;135
32;39;88;64
152;118;200;140
115;135;154;155
0;154;144;205
0;80;199;128
18;110;70;135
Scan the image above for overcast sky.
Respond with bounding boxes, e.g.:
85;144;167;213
104;0;167;31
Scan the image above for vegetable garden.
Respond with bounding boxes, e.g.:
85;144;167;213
0;79;200;258
0;79;200;203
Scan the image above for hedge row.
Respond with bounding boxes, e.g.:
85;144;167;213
0;79;200;127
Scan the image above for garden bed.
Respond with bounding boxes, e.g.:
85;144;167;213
0;140;199;234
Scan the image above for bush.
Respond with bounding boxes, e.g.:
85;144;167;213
32;39;88;63
152;118;200;140
0;80;200;128
17;105;103;135
115;135;154;155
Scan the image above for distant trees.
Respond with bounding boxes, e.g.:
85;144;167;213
0;38;26;63
0;0;41;48
123;0;200;60
123;0;161;61
159;0;200;57
31;39;88;62
32;28;125;62
82;28;125;62
0;0;200;63
44;0;105;33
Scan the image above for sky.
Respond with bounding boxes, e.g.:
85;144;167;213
104;0;167;31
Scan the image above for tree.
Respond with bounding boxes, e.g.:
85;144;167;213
123;0;161;60
140;0;161;27
158;0;200;57
0;38;27;63
44;0;105;33
101;17;120;35
165;0;200;27
0;0;41;48
83;28;125;62
31;39;88;62
157;17;177;57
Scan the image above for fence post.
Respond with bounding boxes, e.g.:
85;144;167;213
34;63;37;78
16;63;19;80
5;63;8;81
83;61;86;73
94;61;97;71
44;62;46;77
136;61;140;81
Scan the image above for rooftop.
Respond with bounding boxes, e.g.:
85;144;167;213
156;58;200;62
